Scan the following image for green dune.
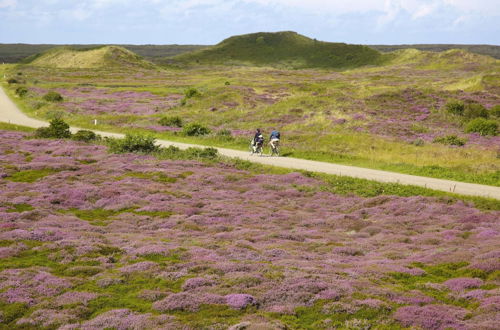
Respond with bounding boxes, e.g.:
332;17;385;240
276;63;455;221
171;31;384;69
25;46;156;69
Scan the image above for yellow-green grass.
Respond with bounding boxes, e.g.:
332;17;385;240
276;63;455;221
4;60;499;186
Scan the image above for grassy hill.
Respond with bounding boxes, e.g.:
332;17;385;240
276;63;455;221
0;44;206;64
370;44;500;59
25;46;155;69
170;31;384;69
386;48;499;69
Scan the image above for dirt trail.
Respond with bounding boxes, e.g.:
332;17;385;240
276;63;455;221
1;86;499;200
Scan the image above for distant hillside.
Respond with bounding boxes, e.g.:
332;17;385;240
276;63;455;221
25;46;155;69
0;44;206;63
386;48;498;68
370;44;500;59
170;31;383;69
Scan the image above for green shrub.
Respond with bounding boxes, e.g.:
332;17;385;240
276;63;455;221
225;81;231;86
465;118;498;136
490;105;500;118
72;130;98;142
159;116;183;127
433;135;466;146
7;78;18;84
184;87;200;98
107;134;159;154
34;118;72;139
42;91;63;102
463;103;488;120
182;123;210;136
15;86;28;97
445;100;465;116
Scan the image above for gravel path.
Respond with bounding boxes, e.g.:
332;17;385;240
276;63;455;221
1;86;499;199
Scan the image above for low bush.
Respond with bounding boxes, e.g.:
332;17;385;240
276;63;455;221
463;103;488;120
182;123;210;136
72;130;98;142
433;135;466;146
185;147;219;159
159;116;183;127
490;105;500;118
43;91;63;102
7;78;18;84
465;118;498;136
15;86;28;97
184;87;200;98
444;100;465;116
107;134;159;154
34;118;72;139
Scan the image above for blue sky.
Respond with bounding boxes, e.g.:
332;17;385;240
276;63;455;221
0;0;499;45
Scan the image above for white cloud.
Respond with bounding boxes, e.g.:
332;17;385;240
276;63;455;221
0;0;17;9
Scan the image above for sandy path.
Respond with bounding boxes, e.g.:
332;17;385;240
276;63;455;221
1;86;499;200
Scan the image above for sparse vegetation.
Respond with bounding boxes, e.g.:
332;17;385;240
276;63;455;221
34;118;72;138
433;135;466;146
445;100;465;116
465;118;498;136
463;102;488;120
43;91;63;102
159;116;183;127
182;123;210;136
15;86;28;97
107;133;159;154
72;130;98;142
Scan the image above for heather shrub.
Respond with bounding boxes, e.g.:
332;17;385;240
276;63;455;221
465;118;498;136
445;100;465;116
433;135;466;146
463;103;488;120
182;123;210;136
72;130;98;142
159;116;183;127
394;304;467;330
34;118;72;139
490;105;500;118
42;91;63;102
15;86;28;97
107;134;159;154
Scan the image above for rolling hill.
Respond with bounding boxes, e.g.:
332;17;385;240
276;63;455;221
170;31;384;69
23;46;156;69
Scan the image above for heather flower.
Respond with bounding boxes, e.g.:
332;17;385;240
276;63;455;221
394;305;468;330
119;261;159;274
153;292;225;312
225;294;257;309
182;277;215;291
16;309;77;327
444;277;483;291
56;291;98;306
458;289;488;300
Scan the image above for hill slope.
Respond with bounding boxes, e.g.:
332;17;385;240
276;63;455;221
171;31;383;68
25;46;155;69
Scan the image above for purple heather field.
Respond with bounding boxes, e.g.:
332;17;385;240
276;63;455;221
0;130;499;329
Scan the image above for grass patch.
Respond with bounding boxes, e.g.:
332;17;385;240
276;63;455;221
5;203;34;213
173;305;247;328
5;168;59;183
273;300;397;329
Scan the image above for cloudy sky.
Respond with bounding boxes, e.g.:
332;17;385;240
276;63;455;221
0;0;499;45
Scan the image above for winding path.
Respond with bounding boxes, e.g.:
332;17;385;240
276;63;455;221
1;86;499;200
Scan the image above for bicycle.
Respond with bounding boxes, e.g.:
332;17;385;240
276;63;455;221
270;139;280;156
